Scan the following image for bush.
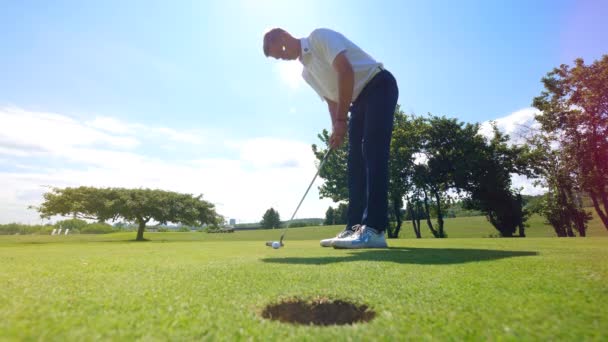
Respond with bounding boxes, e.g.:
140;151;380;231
40;226;57;235
206;226;234;233
55;218;88;231
178;226;191;232
80;223;115;234
0;223;50;235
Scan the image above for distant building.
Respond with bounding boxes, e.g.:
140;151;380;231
229;219;236;226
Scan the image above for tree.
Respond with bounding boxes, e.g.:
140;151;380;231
54;218;88;232
533;55;608;232
455;125;532;237
388;109;425;238
526;132;591;237
33;187;219;241
418;116;479;238
261;208;281;229
324;206;335;225
313;129;349;202
404;115;482;238
313;110;534;238
333;203;348;225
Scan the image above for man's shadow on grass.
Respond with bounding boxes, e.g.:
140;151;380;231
261;247;538;265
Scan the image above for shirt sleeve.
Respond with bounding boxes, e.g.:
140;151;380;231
310;29;348;66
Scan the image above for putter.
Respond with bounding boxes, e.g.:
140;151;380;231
266;148;332;248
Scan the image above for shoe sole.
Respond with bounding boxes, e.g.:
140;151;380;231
332;242;388;249
320;239;334;247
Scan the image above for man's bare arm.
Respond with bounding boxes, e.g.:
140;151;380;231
325;97;338;124
327;51;353;149
332;51;354;122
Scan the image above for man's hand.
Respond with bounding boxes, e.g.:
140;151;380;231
330;120;347;149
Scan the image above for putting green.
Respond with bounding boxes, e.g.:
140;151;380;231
1;233;606;340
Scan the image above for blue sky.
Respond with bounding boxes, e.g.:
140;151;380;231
0;0;606;224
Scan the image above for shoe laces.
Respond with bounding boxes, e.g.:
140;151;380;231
352;224;365;237
336;230;353;239
337;225;361;239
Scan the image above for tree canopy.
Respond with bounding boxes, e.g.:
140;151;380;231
313;110;531;238
533;55;608;232
260;208;281;229
33;187;220;241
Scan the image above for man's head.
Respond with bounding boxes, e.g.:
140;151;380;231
263;28;300;60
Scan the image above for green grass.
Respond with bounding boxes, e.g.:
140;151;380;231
1;227;607;340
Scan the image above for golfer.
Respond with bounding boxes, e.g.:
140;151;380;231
263;28;398;248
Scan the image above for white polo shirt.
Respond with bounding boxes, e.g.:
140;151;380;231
299;28;383;103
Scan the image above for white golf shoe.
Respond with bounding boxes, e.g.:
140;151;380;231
331;225;388;249
320;225;359;247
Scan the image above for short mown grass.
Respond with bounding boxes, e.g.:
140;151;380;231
1;225;607;340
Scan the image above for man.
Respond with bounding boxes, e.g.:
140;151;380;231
263;28;398;248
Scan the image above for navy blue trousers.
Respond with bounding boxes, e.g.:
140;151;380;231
347;69;399;232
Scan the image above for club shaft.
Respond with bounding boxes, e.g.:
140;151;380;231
289;149;331;222
280;149;331;242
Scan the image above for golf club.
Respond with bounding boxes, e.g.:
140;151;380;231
266;148;332;248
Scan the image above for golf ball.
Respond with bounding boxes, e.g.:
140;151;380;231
272;241;281;249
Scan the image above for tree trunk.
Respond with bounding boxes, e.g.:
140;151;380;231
590;129;608;229
415;201;422;238
423;190;439;238
566;224;575;237
135;217;148;241
433;191;445;238
518;223;526;237
551;220;566;237
408;199;421;239
575;216;587;237
517;194;525;237
391;197;402;238
590;191;608;230
573;192;587;237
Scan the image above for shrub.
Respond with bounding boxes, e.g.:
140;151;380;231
0;223;49;235
80;223;115;234
54;218;88;231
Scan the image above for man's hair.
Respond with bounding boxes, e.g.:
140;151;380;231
263;28;286;57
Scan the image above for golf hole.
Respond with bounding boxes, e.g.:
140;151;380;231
261;297;375;326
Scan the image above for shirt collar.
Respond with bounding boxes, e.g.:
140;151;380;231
299;38;311;62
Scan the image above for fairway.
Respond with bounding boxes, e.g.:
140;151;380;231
1;232;607;340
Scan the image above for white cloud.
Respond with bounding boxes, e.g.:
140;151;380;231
0;107;333;224
87;116;132;134
0;146;31;157
480;107;546;196
0;107;141;153
275;60;303;90
151;127;205;145
480;107;541;145
87;115;205;145
237;137;314;169
511;174;545;195
0;105;550;224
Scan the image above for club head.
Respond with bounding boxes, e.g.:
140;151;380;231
279;234;284;246
265;241;273;247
